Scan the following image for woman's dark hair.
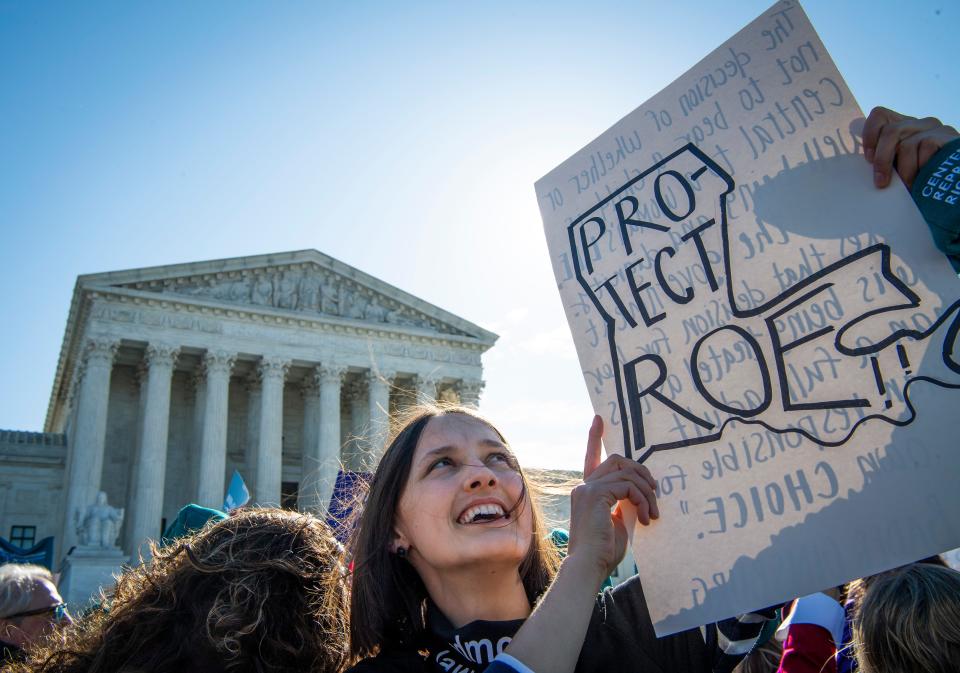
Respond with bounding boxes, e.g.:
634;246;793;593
15;508;349;673
348;402;561;660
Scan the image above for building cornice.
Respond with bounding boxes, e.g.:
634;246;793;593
86;284;494;349
44;279;91;432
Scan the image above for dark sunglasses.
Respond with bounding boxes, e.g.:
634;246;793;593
2;602;69;621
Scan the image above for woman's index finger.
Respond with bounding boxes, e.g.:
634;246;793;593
583;415;603;479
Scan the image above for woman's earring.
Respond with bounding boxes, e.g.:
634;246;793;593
396;546;408;558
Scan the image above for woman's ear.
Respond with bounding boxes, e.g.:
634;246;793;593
389;528;410;555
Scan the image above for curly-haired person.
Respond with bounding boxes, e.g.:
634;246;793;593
10;507;350;673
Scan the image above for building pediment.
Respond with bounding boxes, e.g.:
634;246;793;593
76;250;495;341
45;250;497;431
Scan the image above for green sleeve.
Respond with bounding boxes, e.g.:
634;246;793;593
911;137;960;272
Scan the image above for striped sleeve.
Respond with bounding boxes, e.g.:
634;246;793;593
703;606;780;673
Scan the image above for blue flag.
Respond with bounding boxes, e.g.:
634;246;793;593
223;470;251;511
326;470;371;543
0;536;54;569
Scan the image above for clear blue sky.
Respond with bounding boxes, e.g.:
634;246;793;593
1;0;956;468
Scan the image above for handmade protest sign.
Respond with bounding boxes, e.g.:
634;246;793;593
536;0;960;636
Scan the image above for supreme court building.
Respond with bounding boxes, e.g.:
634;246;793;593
0;250;497;563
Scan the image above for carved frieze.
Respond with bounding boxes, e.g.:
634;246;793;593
120;264;470;337
90;297;485;367
88;290;485;368
91;305;222;334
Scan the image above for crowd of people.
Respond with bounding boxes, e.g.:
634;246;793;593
1;107;958;672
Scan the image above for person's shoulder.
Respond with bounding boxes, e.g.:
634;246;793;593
599;574;649;618
586;576;657;647
345;650;427;673
577;576;679;671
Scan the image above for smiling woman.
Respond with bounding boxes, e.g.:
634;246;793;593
347;403;775;673
395;413;543;627
348;404;560;664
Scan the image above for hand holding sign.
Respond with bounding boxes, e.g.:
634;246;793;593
569;416;659;580
863;107;959;189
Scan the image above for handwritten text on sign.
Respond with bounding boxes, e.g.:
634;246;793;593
537;0;960;636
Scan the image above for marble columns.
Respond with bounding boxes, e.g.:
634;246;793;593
195;351;236;508
344;378;368;471
366;370;393;466
415;375;438;404
129;343;180;553
244;376;262;493
62;338;118;553
255;357;288;506
189;371;206;504
123;363;149;551
300;365;345;512
299;374;321;511
316;365;345;510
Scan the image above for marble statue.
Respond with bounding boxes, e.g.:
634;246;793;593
251;276;273;306
275;272;299;309
319;276;340;315
75;491;124;549
298;274;321;311
153;267;446;332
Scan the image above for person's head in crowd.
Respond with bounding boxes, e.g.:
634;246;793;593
159;502;227;545
15;508;349;673
845;553;946;608
852;563;960;673
349;402;561;659
0;564;69;661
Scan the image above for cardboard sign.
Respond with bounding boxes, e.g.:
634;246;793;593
536;0;960;635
